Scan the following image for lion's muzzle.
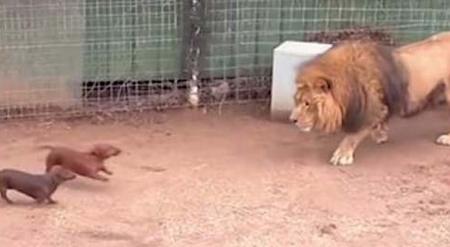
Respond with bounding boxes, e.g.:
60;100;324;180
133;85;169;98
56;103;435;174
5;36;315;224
289;108;299;123
289;108;313;132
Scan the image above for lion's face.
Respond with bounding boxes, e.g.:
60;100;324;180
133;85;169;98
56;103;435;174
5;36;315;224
289;86;316;132
289;71;344;133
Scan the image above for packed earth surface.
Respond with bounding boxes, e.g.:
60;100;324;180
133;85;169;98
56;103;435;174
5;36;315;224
0;104;449;247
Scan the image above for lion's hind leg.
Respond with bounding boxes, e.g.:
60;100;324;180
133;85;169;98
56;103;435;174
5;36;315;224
330;128;372;166
371;123;389;144
436;78;450;146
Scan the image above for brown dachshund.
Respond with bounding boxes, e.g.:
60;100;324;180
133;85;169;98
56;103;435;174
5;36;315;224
39;144;121;182
0;166;76;204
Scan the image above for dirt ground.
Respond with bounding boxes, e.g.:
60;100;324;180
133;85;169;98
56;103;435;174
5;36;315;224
0;104;449;247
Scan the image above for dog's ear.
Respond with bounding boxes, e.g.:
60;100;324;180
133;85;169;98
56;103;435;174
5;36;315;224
109;146;122;156
88;144;121;159
88;147;105;159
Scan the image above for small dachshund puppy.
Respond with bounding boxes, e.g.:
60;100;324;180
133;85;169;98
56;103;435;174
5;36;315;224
0;166;76;204
39;143;121;182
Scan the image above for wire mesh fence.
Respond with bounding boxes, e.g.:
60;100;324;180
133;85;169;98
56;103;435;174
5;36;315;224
0;0;449;119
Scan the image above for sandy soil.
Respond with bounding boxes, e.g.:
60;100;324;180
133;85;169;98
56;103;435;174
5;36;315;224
0;104;449;247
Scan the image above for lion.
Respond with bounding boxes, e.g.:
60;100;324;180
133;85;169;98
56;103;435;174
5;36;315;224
289;32;450;166
289;40;406;166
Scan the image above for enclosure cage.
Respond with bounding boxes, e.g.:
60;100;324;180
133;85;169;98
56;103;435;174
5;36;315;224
0;0;449;119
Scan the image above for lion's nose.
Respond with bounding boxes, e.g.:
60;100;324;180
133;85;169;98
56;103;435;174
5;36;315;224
289;109;299;123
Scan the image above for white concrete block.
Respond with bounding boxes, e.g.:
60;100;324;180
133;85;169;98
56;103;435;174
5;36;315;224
271;41;332;120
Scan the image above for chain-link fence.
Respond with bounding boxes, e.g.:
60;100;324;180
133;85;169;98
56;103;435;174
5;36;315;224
0;0;449;119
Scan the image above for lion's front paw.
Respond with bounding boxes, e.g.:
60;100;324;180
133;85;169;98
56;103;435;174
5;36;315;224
330;148;354;166
436;134;450;146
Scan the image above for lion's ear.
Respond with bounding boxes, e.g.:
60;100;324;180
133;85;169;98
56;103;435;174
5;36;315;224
316;77;332;92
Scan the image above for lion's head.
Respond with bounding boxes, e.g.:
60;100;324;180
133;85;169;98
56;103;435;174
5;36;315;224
289;41;393;134
289;66;345;133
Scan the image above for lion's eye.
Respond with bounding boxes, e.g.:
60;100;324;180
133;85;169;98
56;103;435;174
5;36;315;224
303;101;310;107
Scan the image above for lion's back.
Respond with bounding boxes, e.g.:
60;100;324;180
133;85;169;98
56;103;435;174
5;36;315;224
317;41;405;112
395;32;450;104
